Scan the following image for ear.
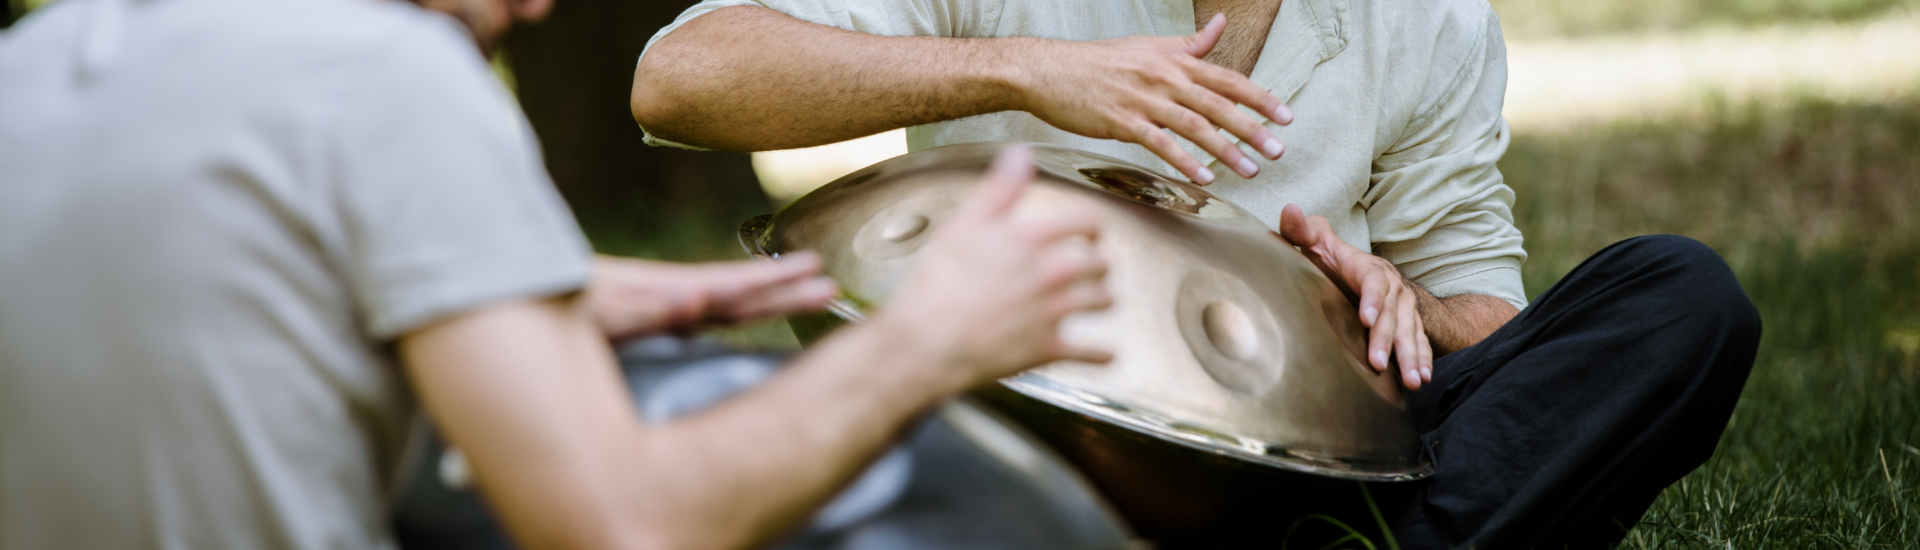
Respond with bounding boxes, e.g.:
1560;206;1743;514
512;0;554;22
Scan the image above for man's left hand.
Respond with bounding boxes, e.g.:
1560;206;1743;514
1277;205;1431;390
585;254;839;342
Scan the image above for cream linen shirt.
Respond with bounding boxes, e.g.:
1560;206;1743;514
638;0;1529;308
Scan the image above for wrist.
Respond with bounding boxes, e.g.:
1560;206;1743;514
973;37;1045;115
853;308;975;400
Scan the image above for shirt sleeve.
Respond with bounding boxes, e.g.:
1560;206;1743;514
328;16;593;340
1362;5;1528;309
632;0;1001;150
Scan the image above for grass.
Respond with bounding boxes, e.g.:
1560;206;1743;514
1488;0;1920;38
1500;94;1920;547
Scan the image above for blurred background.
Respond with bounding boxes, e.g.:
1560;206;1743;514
5;0;1915;546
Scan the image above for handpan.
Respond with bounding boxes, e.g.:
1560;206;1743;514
740;142;1432;537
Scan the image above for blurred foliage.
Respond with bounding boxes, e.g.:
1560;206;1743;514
1502;94;1920;546
1490;0;1920;38
503;0;773;263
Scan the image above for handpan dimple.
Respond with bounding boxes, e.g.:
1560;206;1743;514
1174;270;1286;396
1202;301;1259;361
881;214;929;242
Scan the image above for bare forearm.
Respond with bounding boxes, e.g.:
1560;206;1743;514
405;299;953;550
633;319;960;549
631;6;1026;151
1407;281;1517;355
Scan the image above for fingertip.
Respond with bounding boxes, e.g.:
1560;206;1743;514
807;276;839;296
1194;165;1215;185
1370;349;1388;370
1273;103;1294;125
1076;348;1116;365
1362;306;1380;326
1233;156;1258;178
1259;137;1283;159
989;143;1035;180
781;250;822;268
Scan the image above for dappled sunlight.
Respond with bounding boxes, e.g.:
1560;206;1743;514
1505;9;1920;131
750;129;907;205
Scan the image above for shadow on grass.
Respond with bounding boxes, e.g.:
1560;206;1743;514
1504;95;1919;547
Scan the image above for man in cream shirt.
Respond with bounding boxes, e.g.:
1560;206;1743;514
630;0;1763;547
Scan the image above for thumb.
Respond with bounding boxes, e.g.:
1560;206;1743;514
961;143;1036;219
1186;13;1226;57
1053;342;1115;365
1278;204;1312;245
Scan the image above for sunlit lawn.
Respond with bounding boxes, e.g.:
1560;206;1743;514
1503;94;1919;547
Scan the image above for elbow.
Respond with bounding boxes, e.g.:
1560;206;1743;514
628;60;678;136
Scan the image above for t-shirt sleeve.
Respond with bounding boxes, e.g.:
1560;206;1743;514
1363;5;1528;309
328;17;593;340
632;0;1002;150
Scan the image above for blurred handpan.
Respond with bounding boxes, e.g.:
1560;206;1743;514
742;142;1432;543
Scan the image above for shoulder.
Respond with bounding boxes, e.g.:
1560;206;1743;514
1369;0;1501;53
230;0;485;84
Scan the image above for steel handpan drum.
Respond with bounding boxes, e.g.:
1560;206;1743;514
741;142;1432;537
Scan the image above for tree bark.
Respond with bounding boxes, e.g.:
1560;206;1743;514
503;0;772;261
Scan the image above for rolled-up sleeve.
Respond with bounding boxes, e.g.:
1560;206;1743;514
1363;6;1527;309
634;0;993;149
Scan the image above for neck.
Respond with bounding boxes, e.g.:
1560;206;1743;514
1191;0;1283;77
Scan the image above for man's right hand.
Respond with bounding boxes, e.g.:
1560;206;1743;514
635;10;1287;184
1014;14;1292;185
874;144;1114;390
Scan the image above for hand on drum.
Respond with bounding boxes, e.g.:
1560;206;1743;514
1277;205;1432;390
878;144;1115;390
1015;14;1291;185
585;254;840;342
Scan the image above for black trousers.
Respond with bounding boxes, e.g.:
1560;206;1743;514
1386;235;1762;549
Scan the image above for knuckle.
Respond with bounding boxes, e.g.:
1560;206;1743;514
1178;112;1211;134
1145;129;1178;150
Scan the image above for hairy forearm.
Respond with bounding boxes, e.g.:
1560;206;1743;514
632;318;959;549
631;6;1027;151
1406;280;1517;355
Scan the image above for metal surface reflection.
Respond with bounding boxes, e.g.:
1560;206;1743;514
741;142;1432;485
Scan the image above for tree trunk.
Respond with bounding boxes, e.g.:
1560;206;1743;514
503;0;772;261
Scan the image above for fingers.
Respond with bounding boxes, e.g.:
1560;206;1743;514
1414;319;1433;385
962;144;1036;218
1045;270;1112;313
1393;290;1423;390
1184;13;1226;57
1044;282;1115;365
729;251;822;287
1130;121;1215;184
1150;101;1258;179
1169;81;1278;168
1052;343;1115;365
1021;206;1103;245
1183;58;1292;132
722;276;839;321
1360;268;1397;373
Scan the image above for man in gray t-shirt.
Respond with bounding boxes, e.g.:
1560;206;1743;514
0;0;1111;548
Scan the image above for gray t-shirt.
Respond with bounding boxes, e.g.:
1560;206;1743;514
0;0;592;547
